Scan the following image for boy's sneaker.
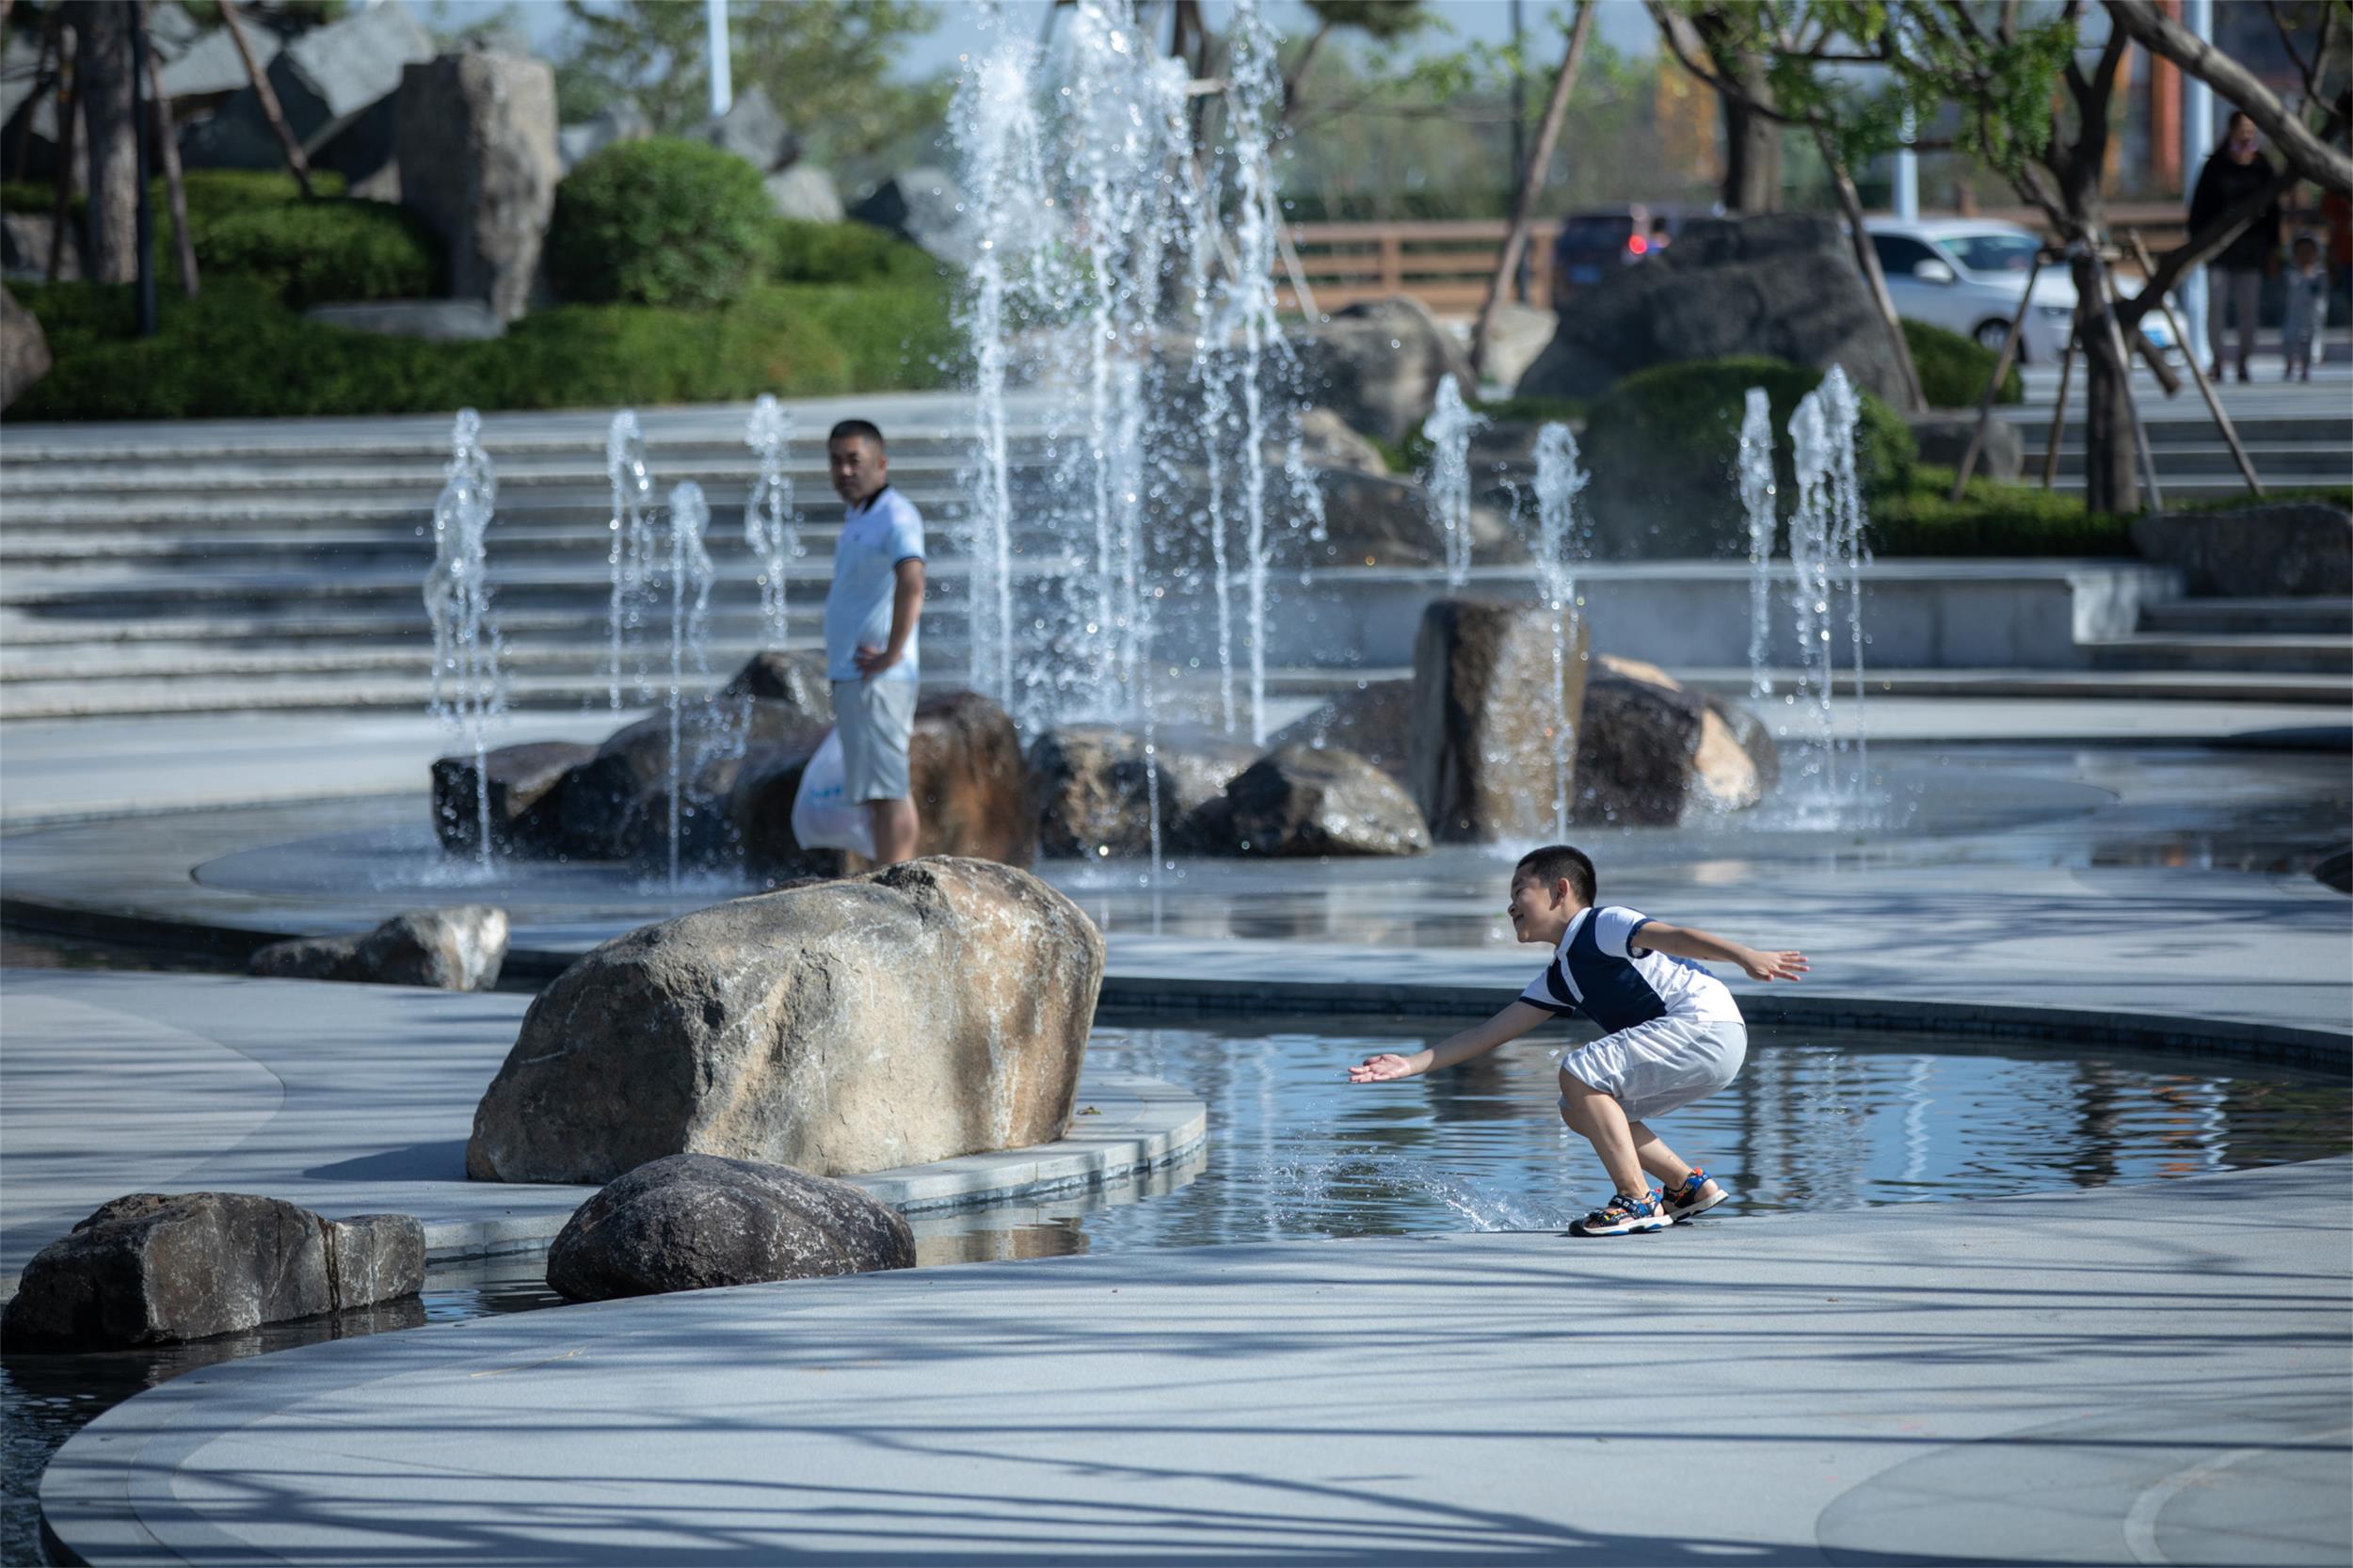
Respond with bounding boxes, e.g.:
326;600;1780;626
1661;1168;1727;1221
1568;1192;1673;1236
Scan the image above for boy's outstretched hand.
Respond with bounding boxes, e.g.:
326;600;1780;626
1740;948;1810;982
1349;1052;1417;1082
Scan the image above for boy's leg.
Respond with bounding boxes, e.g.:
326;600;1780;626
1625;1119;1693;1189
1558;1070;1649;1196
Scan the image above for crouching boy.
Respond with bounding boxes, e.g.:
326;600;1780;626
1347;844;1807;1235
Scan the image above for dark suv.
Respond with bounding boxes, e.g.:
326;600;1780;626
1549;205;1680;302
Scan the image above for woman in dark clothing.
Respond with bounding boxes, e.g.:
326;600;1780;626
2189;110;2283;381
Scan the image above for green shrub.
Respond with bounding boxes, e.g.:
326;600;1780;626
1474;394;1588;425
769;219;941;286
5;169;346;217
1902;318;2023;408
1579;357;1916;557
191;198;438;307
1871;467;2134;557
7;278;960;421
545;138;771;308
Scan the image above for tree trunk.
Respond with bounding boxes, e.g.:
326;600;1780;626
1470;0;1595;378
1720;61;1780;211
69;0;137;284
143;2;198;299
2072;250;2139;516
1816;125;1925;411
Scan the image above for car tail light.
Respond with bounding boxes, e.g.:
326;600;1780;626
1627;234;1649;256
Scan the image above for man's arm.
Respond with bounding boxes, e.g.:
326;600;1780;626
1634;920;1807;982
854;558;925;678
1348;1000;1554;1082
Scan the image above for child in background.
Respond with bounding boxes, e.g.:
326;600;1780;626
2282;232;2327;382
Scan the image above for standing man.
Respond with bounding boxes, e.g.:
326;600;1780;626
2188;110;2282;383
824;419;925;864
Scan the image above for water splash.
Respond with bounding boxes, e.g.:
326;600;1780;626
602;410;655;711
1820;366;1870;791
1737;387;1777;699
744;394;802;654
1225;0;1286;744
661;481;716;895
1423;375;1483;587
424;409;504;872
1532;423;1589;839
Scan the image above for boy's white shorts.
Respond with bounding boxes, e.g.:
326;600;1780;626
1560;1016;1747;1122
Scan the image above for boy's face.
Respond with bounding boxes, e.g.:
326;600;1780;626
829;435;888;505
1506;873;1580;946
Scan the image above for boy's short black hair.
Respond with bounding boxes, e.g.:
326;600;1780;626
828;419;886;451
1513;844;1596;908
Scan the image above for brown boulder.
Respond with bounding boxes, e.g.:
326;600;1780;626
1;1193;423;1348
546;1153;914;1302
395;53;559;322
1269;680;1415;784
431;740;595;856
1298;296;1478;442
1181;744;1431;857
466;856;1102;1184
1575;657;1778;826
1410;600;1593;842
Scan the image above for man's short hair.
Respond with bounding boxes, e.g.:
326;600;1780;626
828;419;886;451
1513;844;1596;908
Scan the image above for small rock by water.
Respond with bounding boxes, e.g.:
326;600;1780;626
545;1153;914;1302
248;905;508;991
1180;744;1431;857
1576;657;1778;825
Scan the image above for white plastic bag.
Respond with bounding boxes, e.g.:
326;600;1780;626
790;727;878;857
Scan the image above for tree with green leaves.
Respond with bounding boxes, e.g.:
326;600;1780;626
554;0;942;176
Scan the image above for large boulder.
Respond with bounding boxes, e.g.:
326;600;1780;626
1289;406;1388;475
1477;301;1558;390
721;648;836;714
1296;296;1478;443
546;1153;913;1302
728;690;1035;876
1515;214;1907;407
697;85;797;173
395;52;560;323
184;1;433;186
559;696;825;860
1030;725;1172;860
1310;469;1517;569
432;740;595;855
1575;656;1778;826
2;1193;423;1349
2;214;75;280
1409;600;1593;842
850;168;974;265
765;166;845;224
466;857;1104;1184
2131;502;2352;598
0;282;49;409
1907;410;2024;482
1269;679;1415;784
248;905;509;990
1179;744;1432;857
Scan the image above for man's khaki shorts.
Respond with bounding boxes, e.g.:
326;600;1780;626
832;678;917;802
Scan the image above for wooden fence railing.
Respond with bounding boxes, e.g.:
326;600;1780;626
1277;203;2198;315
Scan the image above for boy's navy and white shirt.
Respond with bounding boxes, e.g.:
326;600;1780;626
1520;905;1742;1035
823;485;924;682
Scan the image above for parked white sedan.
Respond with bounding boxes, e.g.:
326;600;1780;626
1864;217;2174;366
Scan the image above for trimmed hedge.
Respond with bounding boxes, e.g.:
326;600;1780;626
1903;318;2023;408
545;138;771;308
1870;467;2134;557
1579;357;1916;557
192;199;438;308
8;277;960;421
769;218;941;286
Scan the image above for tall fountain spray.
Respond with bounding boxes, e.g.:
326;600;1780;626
1424;375;1483;588
661;481;716;894
1532;423;1590;838
744;394;801;653
1737;387;1777;699
1186;152;1238;736
425;408;504;871
603;411;654;710
1785;390;1842;796
1225;0;1288;745
1820;366;1869;789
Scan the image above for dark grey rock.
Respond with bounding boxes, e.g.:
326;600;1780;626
765;166;844;223
1030;725;1176;859
718;649;834;720
1574;656;1777;826
307;299;506;341
157;25;279;101
850;167;973;266
557;696;823;859
395;53;559;323
432;739;595;855
1;1192;423;1349
546;1153;913;1302
1307;469;1517;569
1297;296;1477;443
1269;680;1416;785
558;100;650;172
248;905;509;990
2132;503;2352;598
1515;213;1906;407
2;283;51;409
1289;406;1387;475
1907;411;2024;482
1180;744;1432;857
183;1;432;184
1409;600;1593;842
2;212;77;281
697;85;797;173
467;858;1102;1184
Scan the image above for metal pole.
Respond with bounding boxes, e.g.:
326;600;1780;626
1510;0;1527;302
706;0;731;119
2129;229;2261;496
1949;251;2041;500
2180;0;2213;361
1895;107;1919;222
131;2;155;337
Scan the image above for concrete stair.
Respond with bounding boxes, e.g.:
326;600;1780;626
2090;598;2353;678
2000;403;2351;504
